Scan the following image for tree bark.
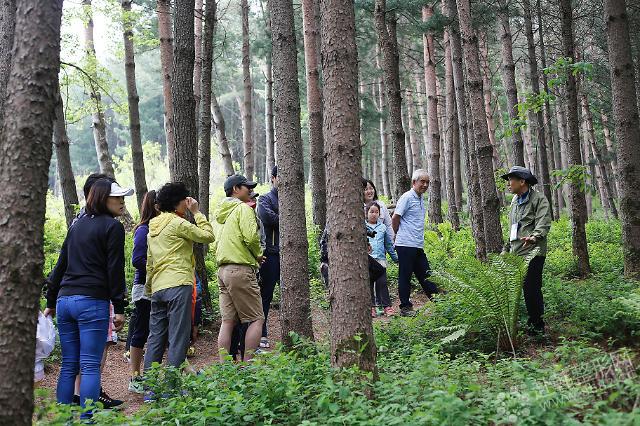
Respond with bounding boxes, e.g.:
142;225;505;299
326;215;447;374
0;1;63;422
443;31;460;229
559;0;591;276
522;0;554;218
122;0;148;211
241;0;254;180
413;71;429;168
264;3;275;174
157;0;176;178
478;31;502;174
0;0;15;126
211;90;234;176
374;58;391;198
302;0;327;231
601;112;619;196
422;5;443;224
374;0;410;202
406;90;421;170
54;93;79;228
605;0;640;277
199;0;216;219
497;0;525;166
456;0;503;254
269;0;314;343
194;0;203;143
402;104;413;173
320;0;377;373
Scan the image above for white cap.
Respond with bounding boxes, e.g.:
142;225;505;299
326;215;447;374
110;182;134;197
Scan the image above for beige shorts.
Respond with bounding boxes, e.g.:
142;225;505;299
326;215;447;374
218;264;265;323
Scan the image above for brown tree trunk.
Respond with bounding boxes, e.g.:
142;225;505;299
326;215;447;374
241;0;254;180
269;0;314;344
581;94;618;219
402;104;413;173
0;0;15;126
0;1;63;422
413;72;429;168
422;5;443;224
374;0;410;202
194;0;203;142
559;0;591;276
199;0;216;219
457;0;503;254
122;0;148;211
54;93;79;228
83;0;116;178
478;31;501;172
496;0;525;166
605;0;640;277
264;3;275;174
522;0;554;218
374;61;391;198
157;0;176;177
406;90;421;169
211;91;234;176
320;0;377;374
444;31;460;229
601;112;619;196
302;0;327;231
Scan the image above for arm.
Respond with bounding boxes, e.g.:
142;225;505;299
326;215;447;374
45;233;70;309
257;194;279;227
391;214;401;237
391;195;408;237
239;205;263;259
530;196;552;240
177;212;215;243
145;242;154;296
131;226;149;271
384;228;398;263
106;222;127;314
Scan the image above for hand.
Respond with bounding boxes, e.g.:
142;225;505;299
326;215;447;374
367;244;372;254
113;314;125;332
257;255;266;265
43;308;55;318
520;236;537;248
185;197;199;214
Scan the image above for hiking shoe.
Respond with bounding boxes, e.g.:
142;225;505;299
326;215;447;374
143;390;156;404
259;337;270;349
98;388;123;409
383;307;396;317
400;306;415;317
128;376;145;394
72;394;80;405
123;350;130;363
371;308;378;318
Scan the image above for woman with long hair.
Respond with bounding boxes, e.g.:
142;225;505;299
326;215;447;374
44;179;133;417
126;190;159;393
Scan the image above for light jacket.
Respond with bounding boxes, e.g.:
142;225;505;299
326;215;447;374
503;189;552;257
214;197;263;267
145;212;214;295
366;220;398;263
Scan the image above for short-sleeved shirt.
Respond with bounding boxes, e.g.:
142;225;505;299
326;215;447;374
394;189;426;249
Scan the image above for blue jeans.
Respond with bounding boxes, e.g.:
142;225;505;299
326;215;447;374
396;246;438;308
56;295;109;412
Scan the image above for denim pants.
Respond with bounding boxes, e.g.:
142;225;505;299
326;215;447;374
144;285;193;371
126;298;151;350
396;246;438;308
259;254;280;337
56;295;109;411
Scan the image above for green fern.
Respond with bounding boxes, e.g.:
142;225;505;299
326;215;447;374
430;248;539;352
615;289;640;321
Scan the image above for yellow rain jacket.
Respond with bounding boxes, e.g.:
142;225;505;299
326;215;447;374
213;197;263;267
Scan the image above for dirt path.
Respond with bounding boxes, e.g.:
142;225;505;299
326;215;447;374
39;291;430;415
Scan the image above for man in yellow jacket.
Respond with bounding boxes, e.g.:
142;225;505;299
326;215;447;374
143;182;215;376
214;174;264;362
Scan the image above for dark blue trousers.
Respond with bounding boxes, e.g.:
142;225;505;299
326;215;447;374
259;253;280;337
396;246;438;309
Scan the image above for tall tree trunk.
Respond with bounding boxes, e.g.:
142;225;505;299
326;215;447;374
302;0;327;231
497;0;525;166
402;105;413;173
264;3;275;174
194;0;203;142
457;0;503;254
54;93;79;228
83;0;116;178
444;31;460;229
375;61;391;198
559;0;591;276
601;112;619;196
241;0;254;180
0;1;63;422
414;72;429;167
581;94;619;219
374;0;410;202
478;31;501;172
211;91;234;176
269;0;314;344
605;0;640;277
157;0;176;177
0;0;15;126
422;5;443;224
406;90;421;169
522;0;554;218
199;0;216;219
320;0;377;373
122;0;148;211
444;0;486;257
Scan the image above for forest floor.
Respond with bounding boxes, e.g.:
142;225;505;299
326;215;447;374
39;291;431;415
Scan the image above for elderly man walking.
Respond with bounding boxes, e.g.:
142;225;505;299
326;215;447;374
392;169;439;316
501;166;551;336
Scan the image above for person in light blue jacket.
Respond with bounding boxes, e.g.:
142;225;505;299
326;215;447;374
365;202;398;317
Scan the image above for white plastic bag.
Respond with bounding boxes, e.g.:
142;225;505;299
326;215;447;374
34;312;56;382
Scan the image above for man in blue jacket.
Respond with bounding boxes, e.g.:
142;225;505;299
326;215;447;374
256;166;279;349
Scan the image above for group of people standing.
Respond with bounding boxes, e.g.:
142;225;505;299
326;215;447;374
42;161;550;417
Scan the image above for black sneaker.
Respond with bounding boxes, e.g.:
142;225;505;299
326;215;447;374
98;388;124;409
72;394;80;405
400;306;415;317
